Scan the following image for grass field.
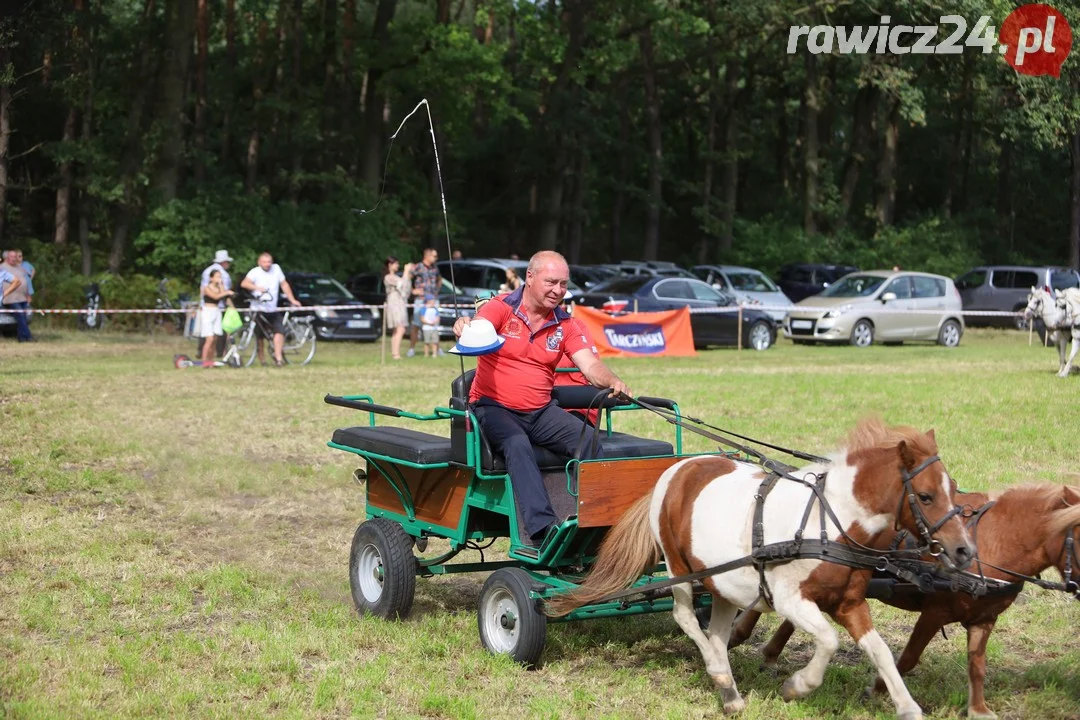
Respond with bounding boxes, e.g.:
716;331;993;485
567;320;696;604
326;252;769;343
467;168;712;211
1;328;1078;720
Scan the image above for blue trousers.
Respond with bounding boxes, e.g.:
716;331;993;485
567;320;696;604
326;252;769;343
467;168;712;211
474;397;604;539
6;301;31;341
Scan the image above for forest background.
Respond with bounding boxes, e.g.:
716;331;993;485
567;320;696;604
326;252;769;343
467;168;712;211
1;0;1079;308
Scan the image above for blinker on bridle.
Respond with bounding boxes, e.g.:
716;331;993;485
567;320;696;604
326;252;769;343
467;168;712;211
895;454;962;558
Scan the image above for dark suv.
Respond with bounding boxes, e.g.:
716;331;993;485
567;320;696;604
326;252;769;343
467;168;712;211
777;263;859;303
955;265;1080;329
284;272;381;341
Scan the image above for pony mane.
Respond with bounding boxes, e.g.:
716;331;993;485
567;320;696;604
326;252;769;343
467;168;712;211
990;484;1080;534
1051;487;1080;534
843;416;935;457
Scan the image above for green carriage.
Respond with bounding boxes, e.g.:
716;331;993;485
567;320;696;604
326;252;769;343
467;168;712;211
325;370;715;666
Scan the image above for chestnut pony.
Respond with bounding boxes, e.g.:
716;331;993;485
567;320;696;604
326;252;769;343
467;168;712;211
549;419;974;720
729;483;1080;719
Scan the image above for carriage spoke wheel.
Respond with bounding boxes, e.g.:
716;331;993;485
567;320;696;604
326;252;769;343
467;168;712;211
349;518;416;620
478;568;547;668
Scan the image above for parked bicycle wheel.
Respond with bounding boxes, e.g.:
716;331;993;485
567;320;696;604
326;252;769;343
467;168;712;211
283;317;317;365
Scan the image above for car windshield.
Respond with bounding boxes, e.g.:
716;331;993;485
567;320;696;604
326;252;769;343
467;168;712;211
819;274;886;298
727;271;779;292
291;276;356;303
589;276;652;295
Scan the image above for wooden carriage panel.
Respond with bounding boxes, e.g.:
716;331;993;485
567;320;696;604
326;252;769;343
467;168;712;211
576;456;686;528
366;464;471;528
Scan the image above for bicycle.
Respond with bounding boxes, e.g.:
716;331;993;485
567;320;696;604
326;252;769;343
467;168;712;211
78;283;105;331
243;295;316;367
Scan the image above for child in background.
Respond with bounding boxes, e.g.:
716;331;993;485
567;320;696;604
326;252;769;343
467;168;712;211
421;294;441;357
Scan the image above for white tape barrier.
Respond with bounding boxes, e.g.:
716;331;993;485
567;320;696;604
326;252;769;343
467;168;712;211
0;303;477;316
0;303;1030;319
686;304;1025;318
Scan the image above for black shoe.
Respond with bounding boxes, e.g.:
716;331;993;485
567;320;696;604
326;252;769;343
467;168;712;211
524;524;556;549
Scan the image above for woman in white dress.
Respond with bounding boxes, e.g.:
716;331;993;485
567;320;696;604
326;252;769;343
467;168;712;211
200;269;234;368
384;257;412;360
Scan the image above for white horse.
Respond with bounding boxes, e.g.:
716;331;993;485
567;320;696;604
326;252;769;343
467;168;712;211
1024;287;1079;378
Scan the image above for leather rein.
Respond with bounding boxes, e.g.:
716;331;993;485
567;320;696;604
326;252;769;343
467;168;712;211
590;398;970;606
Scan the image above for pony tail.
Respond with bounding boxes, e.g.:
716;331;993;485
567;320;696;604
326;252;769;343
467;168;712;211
545;494;659;617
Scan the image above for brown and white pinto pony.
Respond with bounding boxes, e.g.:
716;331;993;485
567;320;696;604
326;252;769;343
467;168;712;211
729;483;1080;720
548;419;975;720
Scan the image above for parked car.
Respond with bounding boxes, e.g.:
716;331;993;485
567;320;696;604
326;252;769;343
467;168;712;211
573;275;777;350
777;263;859;303
955;265;1080;330
569;264;619;291
782;270;964;347
345;272;473;340
435;258;583;300
608;260;698;279
284;272;381;342
690;265;793;322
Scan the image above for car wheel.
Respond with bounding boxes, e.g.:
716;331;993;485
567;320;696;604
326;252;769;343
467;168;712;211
937;319;962;348
747;321;773;351
850;320;874;347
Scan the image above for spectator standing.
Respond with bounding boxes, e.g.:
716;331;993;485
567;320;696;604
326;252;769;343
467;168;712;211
199;269;235;367
240;252;301;367
499;267;522;294
406;248;441;357
421;294;441;357
15;250;33;306
383;256;411;360
0;250;31;342
200;250;233;355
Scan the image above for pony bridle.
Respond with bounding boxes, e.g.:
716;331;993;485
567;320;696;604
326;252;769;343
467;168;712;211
895;454;962;560
1058;525;1080;599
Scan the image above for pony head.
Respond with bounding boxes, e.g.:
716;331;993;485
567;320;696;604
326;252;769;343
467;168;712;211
1024;286;1052;320
847;418;974;570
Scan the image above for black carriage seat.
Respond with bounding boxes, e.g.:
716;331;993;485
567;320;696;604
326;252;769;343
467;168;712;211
332;426;453;466
449;370;673;474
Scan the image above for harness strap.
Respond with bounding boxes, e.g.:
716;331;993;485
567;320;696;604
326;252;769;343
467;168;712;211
752;473;781;609
596;538;934;605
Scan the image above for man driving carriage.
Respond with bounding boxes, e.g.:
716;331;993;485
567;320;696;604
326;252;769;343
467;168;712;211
453;250;631;547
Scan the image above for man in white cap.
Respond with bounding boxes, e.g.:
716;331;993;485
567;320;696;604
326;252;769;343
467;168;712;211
200;250;234;355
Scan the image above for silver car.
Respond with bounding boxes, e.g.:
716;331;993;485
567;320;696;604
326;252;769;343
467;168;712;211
783;270;965;347
691;265;793;322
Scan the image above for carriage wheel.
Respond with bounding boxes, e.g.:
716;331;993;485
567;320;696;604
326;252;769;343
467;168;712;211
349;518;416;620
478;568;548;668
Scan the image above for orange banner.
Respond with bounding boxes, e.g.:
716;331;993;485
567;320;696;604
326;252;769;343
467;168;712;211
571;305;697;357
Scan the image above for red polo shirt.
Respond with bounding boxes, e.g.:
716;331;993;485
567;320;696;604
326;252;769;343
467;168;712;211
469;289;593;412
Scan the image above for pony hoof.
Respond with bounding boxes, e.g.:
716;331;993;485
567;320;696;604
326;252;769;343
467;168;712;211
781;678;806;701
722;697;746;715
897;712;923;720
967;710;998;720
